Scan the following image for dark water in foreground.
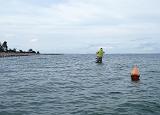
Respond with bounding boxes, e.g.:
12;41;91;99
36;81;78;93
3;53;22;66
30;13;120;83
0;54;160;115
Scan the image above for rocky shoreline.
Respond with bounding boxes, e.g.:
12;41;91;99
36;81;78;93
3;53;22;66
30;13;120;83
0;52;38;57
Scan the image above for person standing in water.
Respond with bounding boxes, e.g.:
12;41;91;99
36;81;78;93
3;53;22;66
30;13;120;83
96;48;105;63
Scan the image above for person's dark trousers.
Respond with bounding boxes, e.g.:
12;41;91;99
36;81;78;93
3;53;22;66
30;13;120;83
96;57;102;63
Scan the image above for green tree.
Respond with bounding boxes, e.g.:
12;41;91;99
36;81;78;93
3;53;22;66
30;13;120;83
28;49;33;52
0;42;4;52
2;41;8;52
13;48;16;52
28;49;36;53
19;50;23;53
37;51;40;54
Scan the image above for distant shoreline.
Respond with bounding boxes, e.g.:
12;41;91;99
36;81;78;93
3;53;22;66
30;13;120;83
41;54;64;55
0;52;38;57
1;53;159;58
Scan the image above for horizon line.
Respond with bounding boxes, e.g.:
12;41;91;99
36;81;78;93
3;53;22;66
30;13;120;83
41;53;160;55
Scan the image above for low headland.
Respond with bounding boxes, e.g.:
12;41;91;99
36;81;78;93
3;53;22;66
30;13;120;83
0;41;40;58
0;52;39;57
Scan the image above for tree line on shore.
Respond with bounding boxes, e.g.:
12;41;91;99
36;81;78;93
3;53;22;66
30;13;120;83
0;41;40;54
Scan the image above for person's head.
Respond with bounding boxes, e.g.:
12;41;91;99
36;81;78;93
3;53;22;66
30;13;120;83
100;48;103;50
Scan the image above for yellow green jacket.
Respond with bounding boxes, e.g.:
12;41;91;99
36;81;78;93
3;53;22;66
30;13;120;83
96;49;104;57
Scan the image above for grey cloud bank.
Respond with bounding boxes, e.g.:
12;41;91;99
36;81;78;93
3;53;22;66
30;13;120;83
0;0;160;53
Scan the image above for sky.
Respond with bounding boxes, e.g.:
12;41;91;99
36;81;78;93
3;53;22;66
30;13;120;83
0;0;160;54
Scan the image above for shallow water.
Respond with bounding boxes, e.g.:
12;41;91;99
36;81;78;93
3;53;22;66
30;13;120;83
0;54;160;115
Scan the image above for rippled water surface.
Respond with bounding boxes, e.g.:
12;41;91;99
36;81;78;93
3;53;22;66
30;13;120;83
0;54;160;115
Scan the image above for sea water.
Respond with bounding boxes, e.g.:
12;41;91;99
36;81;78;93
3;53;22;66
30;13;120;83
0;54;160;115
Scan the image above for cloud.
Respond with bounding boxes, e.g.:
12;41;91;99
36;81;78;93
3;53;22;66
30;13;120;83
30;38;38;43
0;0;160;53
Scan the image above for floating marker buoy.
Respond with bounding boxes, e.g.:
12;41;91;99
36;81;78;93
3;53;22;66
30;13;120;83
131;65;140;81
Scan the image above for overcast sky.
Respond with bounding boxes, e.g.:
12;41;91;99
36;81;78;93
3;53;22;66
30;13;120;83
0;0;160;54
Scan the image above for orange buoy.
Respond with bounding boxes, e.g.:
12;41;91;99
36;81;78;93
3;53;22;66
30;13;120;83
131;65;140;81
